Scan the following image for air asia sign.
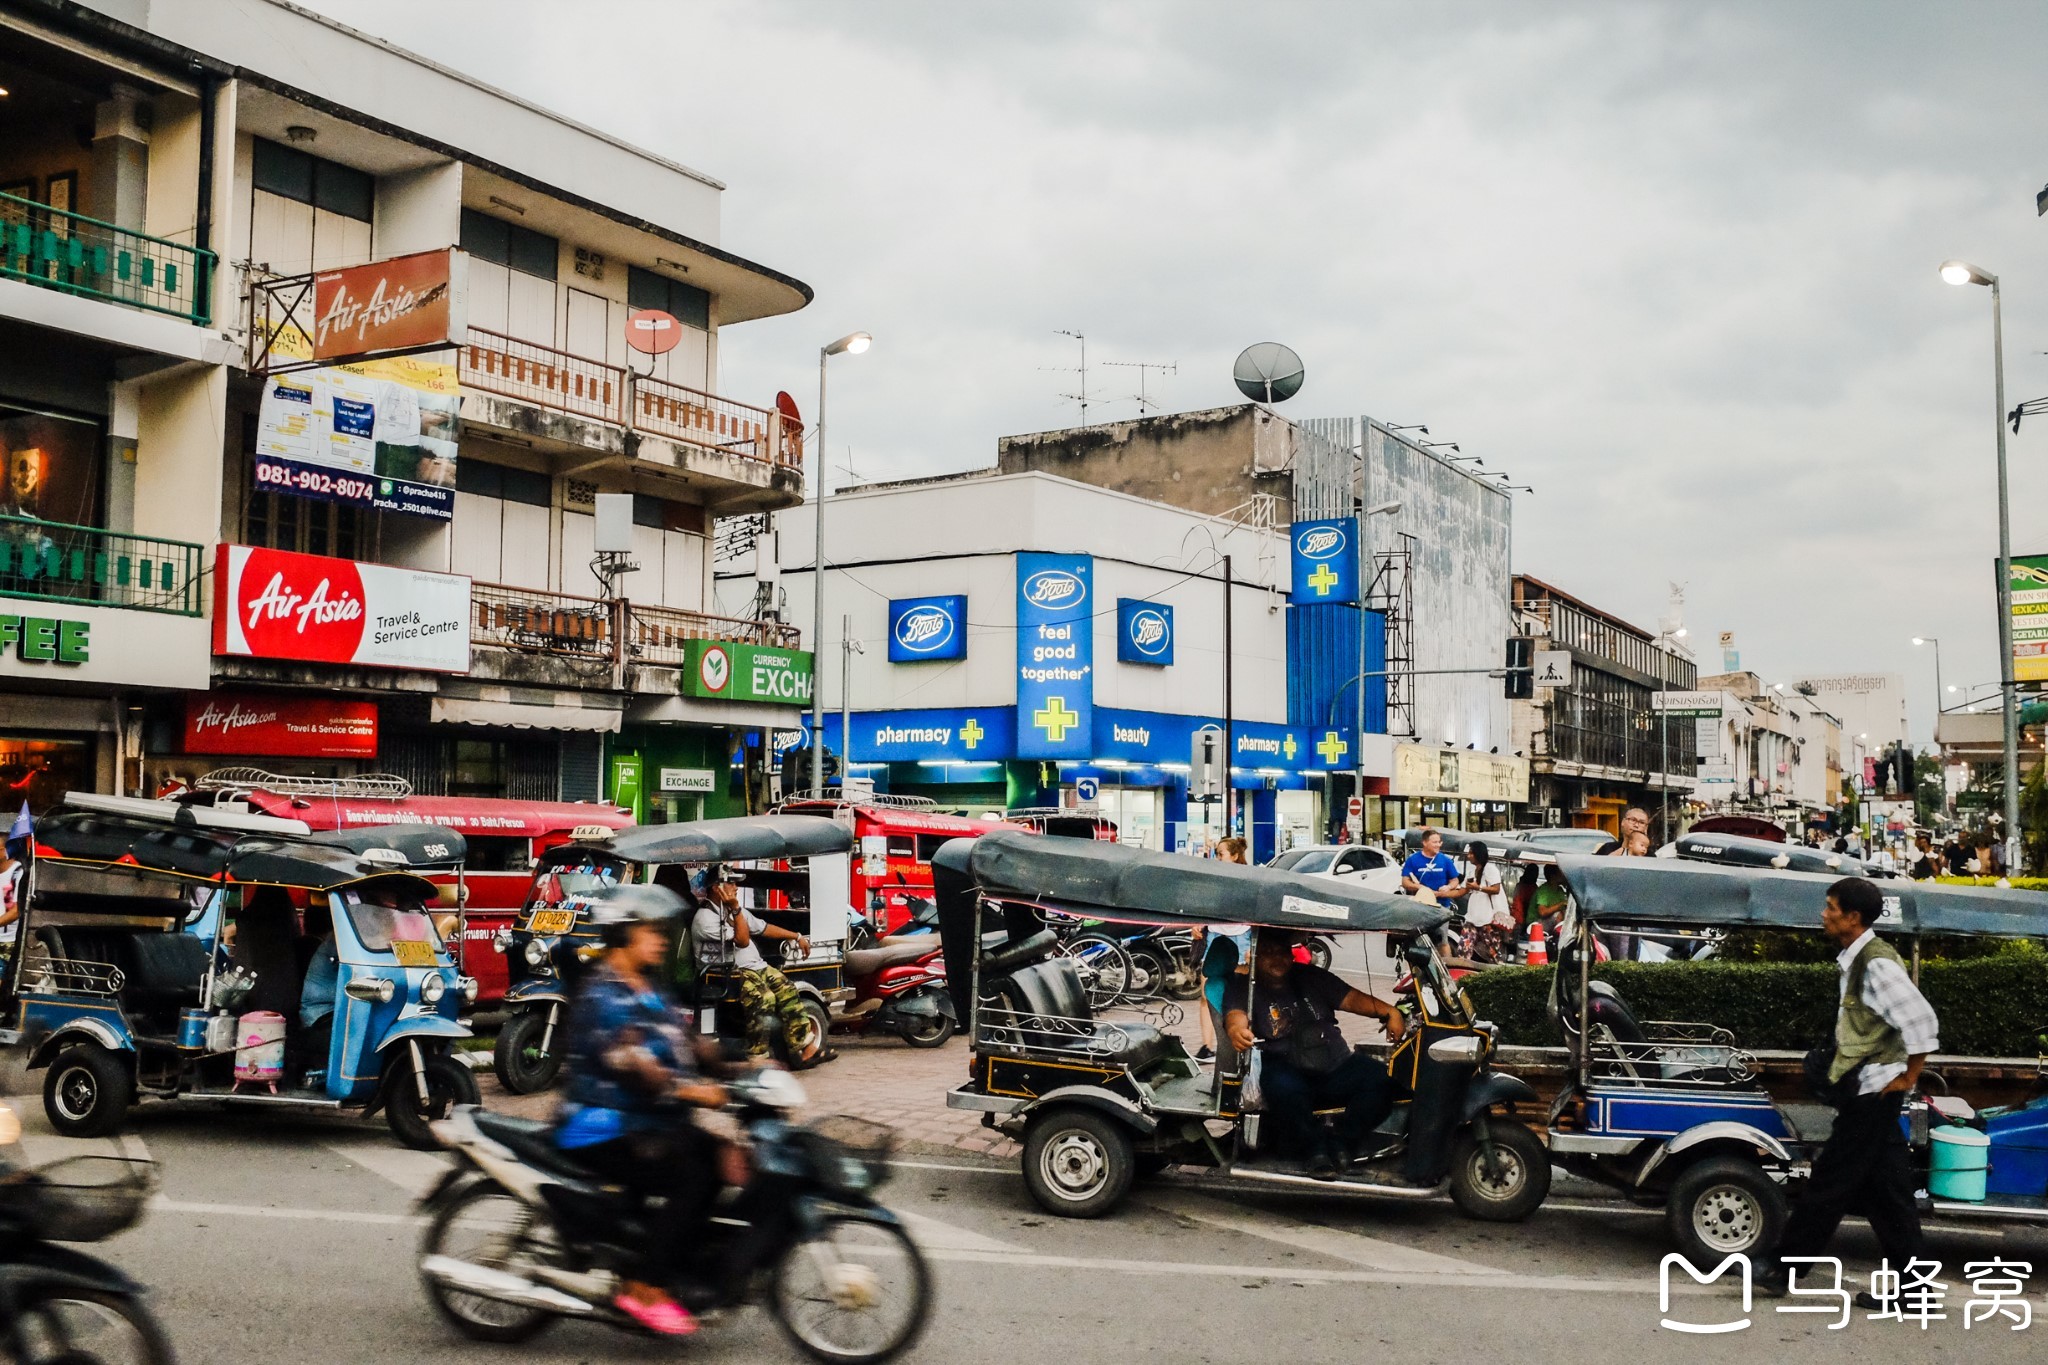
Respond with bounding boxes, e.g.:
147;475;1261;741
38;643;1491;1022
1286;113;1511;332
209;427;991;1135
212;544;471;673
887;595;966;663
312;249;464;362
1288;517;1359;605
1116;598;1173;666
678;639;815;705
183;693;378;758
1016;553;1094;761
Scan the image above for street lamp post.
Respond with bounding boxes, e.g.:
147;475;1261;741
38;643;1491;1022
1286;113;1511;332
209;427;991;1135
1352;499;1403;835
1657;627;1687;842
809;331;871;797
1940;260;2020;872
1913;636;1943;735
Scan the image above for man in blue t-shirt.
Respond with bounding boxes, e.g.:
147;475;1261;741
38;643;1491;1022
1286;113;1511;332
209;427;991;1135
1400;828;1463;898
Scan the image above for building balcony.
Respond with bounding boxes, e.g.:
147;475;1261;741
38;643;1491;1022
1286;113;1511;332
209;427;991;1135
457;327;804;514
0;192;215;327
0;515;205;616
469;580;799;690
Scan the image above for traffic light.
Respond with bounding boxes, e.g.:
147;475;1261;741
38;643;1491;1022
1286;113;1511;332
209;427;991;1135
1504;637;1534;700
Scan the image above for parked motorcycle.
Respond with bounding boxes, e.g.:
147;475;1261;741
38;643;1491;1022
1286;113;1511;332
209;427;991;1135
0;1102;176;1365
838;935;956;1048
417;1074;931;1363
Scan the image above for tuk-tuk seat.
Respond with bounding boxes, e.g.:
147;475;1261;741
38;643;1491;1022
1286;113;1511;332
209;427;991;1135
119;932;209;1015
979;928;1058;977
992;957;1174;1071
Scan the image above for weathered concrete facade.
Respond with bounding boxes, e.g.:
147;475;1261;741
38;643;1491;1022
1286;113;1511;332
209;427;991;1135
996;404;1295;517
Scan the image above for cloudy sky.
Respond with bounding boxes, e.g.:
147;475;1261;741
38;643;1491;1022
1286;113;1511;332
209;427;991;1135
307;0;2048;743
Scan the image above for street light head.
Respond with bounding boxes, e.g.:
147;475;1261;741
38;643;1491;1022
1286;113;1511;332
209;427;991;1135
1939;260;1995;288
824;331;872;357
1365;500;1403;517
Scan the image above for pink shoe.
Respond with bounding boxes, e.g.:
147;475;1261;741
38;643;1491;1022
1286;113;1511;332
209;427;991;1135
614;1292;698;1337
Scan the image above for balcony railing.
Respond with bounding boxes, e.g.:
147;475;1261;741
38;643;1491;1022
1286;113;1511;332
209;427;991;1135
458;328;800;470
472;581;801;668
0;514;204;616
0;192;214;326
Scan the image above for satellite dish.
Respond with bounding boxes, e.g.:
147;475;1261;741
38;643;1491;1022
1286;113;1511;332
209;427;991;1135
1233;342;1305;403
625;309;682;355
775;391;802;426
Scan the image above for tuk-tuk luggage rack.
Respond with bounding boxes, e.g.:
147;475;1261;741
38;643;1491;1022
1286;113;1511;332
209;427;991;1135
19;956;126;998
194;768;414;800
977;1004;1136;1057
1585;1026;1755;1087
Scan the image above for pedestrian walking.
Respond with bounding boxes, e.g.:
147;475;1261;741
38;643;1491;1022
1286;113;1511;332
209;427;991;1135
1761;876;1937;1303
1453;841;1513;963
1908;834;1939;881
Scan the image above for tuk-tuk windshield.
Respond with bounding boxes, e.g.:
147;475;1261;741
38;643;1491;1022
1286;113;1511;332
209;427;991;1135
342;892;443;952
527;858;624;912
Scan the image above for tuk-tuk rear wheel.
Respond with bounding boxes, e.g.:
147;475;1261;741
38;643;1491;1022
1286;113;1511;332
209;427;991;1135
386;1052;481;1151
1666;1155;1787;1263
42;1044;133;1140
1022;1107;1136;1218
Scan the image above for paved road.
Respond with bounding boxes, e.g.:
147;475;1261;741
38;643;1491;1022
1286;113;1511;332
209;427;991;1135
12;1084;2048;1365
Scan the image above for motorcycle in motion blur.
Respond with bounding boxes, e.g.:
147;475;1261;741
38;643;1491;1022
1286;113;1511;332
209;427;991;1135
416;1072;931;1363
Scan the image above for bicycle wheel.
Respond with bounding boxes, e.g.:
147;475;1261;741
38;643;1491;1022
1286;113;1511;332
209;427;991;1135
1060;936;1138;1009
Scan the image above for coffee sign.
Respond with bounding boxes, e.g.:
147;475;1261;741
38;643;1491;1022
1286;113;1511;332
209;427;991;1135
312;249;465;362
0;613;88;665
212;544;471;673
678;639;814;705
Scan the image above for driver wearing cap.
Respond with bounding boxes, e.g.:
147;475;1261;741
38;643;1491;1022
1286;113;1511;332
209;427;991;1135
690;866;823;1065
1223;931;1412;1182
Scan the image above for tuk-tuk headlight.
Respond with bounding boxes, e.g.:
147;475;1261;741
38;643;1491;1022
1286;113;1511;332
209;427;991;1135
345;977;397;1005
419;972;448;1006
524;938;553;967
491;930;512;954
459;975;479;1005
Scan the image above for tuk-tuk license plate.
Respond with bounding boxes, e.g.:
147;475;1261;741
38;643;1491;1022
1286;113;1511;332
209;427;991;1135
392;940;438;968
527;910;577;936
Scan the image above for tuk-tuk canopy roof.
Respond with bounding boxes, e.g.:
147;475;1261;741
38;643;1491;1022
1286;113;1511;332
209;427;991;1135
1557;854;2048;937
1671;831;1885;879
306;824;468;868
604;814;853;866
33;807;443;898
939;831;1450;933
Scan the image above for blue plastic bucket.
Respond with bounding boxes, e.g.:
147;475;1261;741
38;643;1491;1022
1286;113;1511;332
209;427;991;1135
176;1008;210;1051
1930;1125;1991;1202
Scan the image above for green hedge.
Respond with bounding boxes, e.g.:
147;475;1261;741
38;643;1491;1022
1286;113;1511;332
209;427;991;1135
1463;942;2048;1056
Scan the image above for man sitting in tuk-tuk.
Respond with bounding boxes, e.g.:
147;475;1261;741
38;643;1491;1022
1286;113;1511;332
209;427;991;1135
1223;931;1411;1181
690;867;821;1064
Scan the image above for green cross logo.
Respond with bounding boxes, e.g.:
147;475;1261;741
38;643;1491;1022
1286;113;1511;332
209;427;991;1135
1305;563;1341;597
1317;731;1348;764
960;718;985;750
1033;697;1080;742
1283;734;1298;761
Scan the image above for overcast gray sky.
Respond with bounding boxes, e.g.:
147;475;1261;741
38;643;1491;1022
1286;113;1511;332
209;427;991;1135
308;0;2048;744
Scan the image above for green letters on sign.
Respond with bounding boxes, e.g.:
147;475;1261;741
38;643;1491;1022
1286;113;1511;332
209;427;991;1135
0;614;90;666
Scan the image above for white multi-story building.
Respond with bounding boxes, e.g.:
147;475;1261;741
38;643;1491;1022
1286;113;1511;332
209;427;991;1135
0;0;813;818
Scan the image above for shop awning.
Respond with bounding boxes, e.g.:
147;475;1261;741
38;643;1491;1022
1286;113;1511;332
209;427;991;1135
626;695;806;730
430;696;622;733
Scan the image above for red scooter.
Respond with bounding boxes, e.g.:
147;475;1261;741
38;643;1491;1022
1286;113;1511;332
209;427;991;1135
838;901;957;1047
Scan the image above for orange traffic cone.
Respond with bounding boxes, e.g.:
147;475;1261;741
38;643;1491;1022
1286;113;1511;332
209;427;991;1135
1525;924;1549;966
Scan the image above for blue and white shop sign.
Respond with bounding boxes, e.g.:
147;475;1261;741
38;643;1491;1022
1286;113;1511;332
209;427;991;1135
887;595;967;662
1016;552;1094;760
1116;598;1174;666
1288;518;1359;605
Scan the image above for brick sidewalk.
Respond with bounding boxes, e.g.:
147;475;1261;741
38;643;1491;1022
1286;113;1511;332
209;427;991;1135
476;1030;1019;1160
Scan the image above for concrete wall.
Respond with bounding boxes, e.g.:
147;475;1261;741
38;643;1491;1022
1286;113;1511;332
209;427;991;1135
132;365;226;568
996;405;1293;519
374;160;462;257
1361;421;1513;752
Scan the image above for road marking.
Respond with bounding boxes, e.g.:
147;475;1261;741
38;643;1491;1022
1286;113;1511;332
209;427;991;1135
325;1140;451;1197
893;1208;1025;1253
1141;1188;1504;1275
153;1197;413;1226
887;1158;1013;1175
922;1247;1692;1295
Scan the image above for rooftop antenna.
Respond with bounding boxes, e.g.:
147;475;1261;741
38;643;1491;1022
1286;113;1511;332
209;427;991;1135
1232;342;1305;404
1044;329;1090;424
1104;359;1178;415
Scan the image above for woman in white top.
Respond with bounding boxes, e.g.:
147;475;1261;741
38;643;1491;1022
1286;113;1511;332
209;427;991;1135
1454;841;1513;963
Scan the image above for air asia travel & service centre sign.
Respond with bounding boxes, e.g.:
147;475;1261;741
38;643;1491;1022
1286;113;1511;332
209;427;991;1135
183;692;379;758
212;544;471;673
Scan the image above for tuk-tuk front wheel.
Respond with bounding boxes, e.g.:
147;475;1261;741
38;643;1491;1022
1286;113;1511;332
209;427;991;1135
43;1043;134;1139
385;1050;480;1151
1447;1116;1550;1222
1667;1155;1787;1263
1022;1107;1136;1219
492;1008;562;1094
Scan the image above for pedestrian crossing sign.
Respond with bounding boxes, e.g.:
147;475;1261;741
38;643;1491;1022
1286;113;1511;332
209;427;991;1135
1534;650;1571;688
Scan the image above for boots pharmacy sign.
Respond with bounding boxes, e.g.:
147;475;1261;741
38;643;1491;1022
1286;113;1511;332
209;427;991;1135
678;639;815;705
2011;554;2048;683
1016;553;1094;760
212;545;471;673
1289;518;1359;605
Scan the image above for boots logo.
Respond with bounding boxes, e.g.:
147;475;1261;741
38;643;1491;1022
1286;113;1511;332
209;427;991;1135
1294;525;1347;560
1022;570;1085;609
1127;608;1170;656
894;605;956;654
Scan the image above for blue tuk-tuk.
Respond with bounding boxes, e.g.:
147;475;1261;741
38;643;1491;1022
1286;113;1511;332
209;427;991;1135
0;795;479;1149
1544;853;2048;1263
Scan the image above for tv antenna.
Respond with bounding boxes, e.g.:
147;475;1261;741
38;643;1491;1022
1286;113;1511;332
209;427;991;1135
1232;342;1305;404
1105;359;1177;415
1043;329;1090;424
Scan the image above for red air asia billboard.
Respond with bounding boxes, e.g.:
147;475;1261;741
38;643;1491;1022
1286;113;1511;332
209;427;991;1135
183;693;379;758
211;544;471;673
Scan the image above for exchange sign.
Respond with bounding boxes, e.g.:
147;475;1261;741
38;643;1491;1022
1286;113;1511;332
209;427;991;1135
678;639;815;705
